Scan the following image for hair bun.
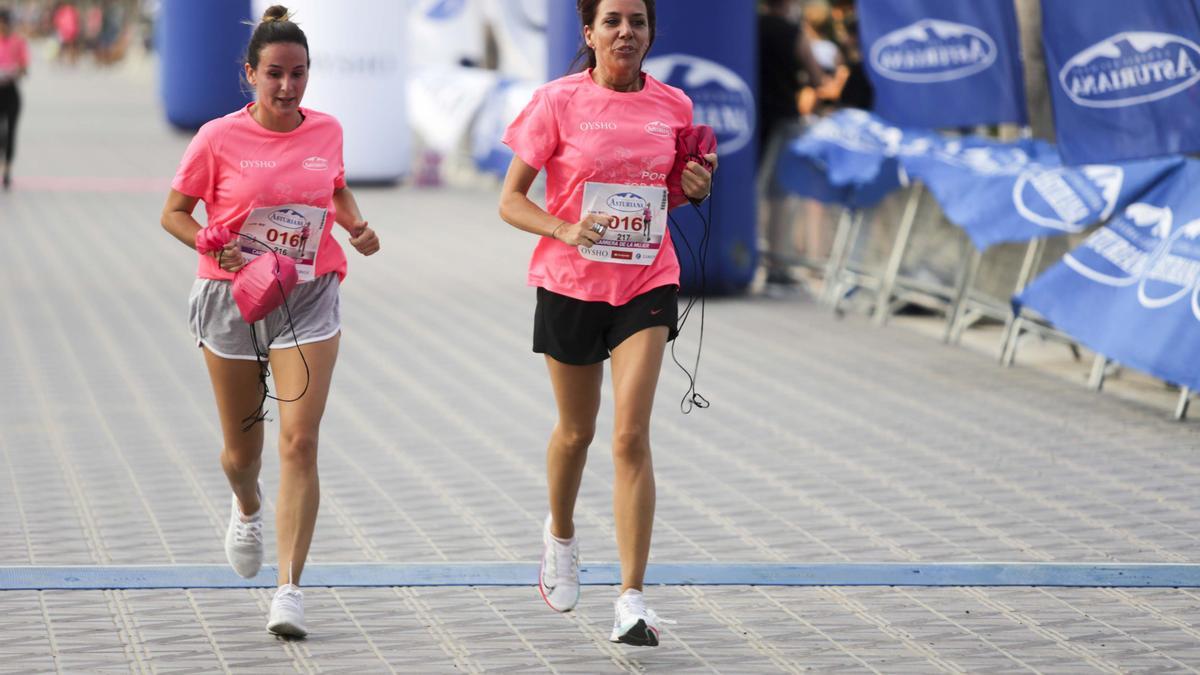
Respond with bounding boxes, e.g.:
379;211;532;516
262;5;290;23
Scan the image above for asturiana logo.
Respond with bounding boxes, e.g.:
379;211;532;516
606;192;649;213
1012;165;1123;234
1065;203;1171;287
268;208;309;230
869;19;997;83
644;121;672;137
1059;32;1200;108
302;156;329;171
1066;202;1200;320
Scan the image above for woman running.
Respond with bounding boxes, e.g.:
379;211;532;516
498;0;716;648
0;8;29;190
160;5;380;637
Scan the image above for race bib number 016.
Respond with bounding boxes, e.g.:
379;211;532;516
238;204;328;282
580;182;669;266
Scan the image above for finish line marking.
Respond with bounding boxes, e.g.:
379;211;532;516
2;562;1199;591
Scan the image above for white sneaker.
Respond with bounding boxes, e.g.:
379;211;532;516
266;584;307;637
538;514;580;612
610;590;668;647
224;482;264;578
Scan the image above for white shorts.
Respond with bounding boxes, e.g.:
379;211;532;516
188;272;341;361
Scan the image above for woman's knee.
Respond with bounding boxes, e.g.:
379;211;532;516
278;430;319;470
221;444;262;472
611;426;651;466
553;422;596;452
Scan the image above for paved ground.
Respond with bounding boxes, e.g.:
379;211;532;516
2;48;1200;674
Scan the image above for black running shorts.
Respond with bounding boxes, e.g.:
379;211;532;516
533;285;679;365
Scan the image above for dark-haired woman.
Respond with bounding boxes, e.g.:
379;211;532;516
0;9;28;189
160;5;379;637
499;0;715;648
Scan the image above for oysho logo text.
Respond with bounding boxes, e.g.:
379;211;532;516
580;121;617;131
1060;31;1200;108
240;159;277;169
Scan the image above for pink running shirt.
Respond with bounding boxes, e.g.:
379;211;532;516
0;33;28;75
503;70;692;306
172;104;349;282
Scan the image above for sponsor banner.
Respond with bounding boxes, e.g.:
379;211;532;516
900;137;1184;250
1016;159;1200;391
471;77;538;176
1042;0;1200;164
858;0;1026;128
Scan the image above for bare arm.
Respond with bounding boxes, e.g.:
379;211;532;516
333;186;380;256
498;156;610;247
333;186;363;229
160;188;204;249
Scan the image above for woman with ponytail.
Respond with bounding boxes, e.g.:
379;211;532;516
160;5;380;637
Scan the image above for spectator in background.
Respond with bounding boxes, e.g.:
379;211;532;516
758;0;825;291
832;3;872;110
95;0;129;64
52;2;80;63
0;7;28;190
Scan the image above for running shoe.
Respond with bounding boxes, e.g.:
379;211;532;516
266;584;307;637
224;481;264;578
609;590;667;646
538;514;580;612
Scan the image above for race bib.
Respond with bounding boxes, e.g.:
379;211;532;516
579;182;669;266
238;204;327;282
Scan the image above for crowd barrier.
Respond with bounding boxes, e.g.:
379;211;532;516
764;0;1200;419
780;112;1195;418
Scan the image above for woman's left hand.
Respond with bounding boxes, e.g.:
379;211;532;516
348;220;380;256
681;153;718;202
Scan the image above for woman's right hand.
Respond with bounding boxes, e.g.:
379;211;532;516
553;214;615;248
210;239;247;273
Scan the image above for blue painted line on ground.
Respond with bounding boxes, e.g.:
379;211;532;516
1;562;1199;591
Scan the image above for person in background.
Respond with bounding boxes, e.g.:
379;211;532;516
52;2;80;63
0;7;28;190
831;2;872;111
758;0;825;291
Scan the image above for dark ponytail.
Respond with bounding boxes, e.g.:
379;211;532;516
569;0;656;73
246;5;309;69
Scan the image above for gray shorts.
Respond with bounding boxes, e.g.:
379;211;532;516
188;272;341;361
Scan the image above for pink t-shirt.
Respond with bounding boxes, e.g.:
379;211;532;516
0;33;28;76
172;104;349;282
53;5;79;42
503;70;692;306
